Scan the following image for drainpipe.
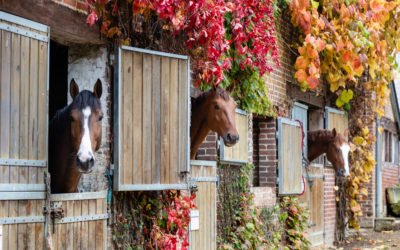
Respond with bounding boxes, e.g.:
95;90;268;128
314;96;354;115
375;117;382;218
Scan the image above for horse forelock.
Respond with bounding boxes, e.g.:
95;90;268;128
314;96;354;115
193;87;230;108
215;88;230;101
70;90;101;111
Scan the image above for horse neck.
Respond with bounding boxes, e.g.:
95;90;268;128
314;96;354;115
49;108;81;193
190;100;211;159
307;139;329;162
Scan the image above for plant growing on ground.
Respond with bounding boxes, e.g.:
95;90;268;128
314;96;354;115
280;196;311;250
259;205;287;249
112;190;196;250
217;163;269;249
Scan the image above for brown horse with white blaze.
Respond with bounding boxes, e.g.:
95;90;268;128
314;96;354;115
190;88;239;159
307;128;350;177
49;79;103;193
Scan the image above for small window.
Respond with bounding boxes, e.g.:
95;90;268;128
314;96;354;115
383;130;394;163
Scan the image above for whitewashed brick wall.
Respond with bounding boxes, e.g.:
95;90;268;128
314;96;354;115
67;46;111;192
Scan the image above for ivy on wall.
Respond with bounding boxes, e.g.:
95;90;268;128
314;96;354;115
85;0;279;115
288;0;400;228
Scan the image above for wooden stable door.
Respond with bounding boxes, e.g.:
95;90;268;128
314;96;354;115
189;161;217;250
0;11;49;250
292;103;325;246
114;46;190;191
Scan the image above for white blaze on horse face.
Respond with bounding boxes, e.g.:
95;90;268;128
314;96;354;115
78;106;94;163
340;143;350;176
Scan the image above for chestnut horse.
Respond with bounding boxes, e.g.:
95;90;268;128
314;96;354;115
190;88;239;159
307;128;350;176
49;79;103;193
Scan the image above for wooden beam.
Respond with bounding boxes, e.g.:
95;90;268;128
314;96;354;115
0;0;105;45
287;82;326;108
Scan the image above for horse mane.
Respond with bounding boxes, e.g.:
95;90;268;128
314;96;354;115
192;87;230;109
49;105;70;135
308;130;335;142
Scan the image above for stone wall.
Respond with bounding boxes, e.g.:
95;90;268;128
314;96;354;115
67;45;112;192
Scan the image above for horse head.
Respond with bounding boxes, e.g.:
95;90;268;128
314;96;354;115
308;128;350;177
203;87;239;145
190;87;239;159
69;79;103;173
326;128;350;177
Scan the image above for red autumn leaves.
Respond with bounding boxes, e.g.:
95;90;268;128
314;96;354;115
85;0;279;87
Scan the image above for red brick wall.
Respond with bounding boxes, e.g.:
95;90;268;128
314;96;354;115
194;132;218;161
382;164;400;212
324;167;336;246
254;119;278;188
264;15;295;116
51;0;87;12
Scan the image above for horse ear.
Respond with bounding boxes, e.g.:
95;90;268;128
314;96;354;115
332;128;337;137
93;79;102;99
70;79;79;100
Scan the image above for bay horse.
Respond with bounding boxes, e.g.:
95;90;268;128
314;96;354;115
307;128;350;176
190;88;239;159
49;79;103;193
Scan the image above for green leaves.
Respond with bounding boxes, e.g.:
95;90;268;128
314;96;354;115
222;64;275;117
336;89;354;109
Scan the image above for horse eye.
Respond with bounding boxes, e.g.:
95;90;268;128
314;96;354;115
214;105;220;110
98;115;103;122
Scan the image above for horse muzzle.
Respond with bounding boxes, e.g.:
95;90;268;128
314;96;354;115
222;133;240;147
76;157;95;173
337;169;349;177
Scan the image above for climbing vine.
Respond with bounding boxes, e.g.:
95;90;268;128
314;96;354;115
85;0;278;115
288;0;400;228
217;164;268;249
112;190;196;249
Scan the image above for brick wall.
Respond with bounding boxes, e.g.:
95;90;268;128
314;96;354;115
251;186;276;208
324;167;336;246
51;0;87;13
264;15;296;116
195;132;218;161
382;164;400;214
254;119;278;188
67;45;112;192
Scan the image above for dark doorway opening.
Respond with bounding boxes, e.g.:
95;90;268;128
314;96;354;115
49;40;68;120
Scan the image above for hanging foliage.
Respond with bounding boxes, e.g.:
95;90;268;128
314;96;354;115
289;0;400;113
85;0;279;86
288;0;400;229
85;0;278;115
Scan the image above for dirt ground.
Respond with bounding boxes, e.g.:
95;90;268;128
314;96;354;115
323;229;400;250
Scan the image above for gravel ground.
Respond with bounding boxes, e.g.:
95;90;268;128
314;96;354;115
316;229;400;250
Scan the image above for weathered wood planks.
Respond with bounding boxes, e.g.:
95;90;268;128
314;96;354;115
116;47;189;190
189;161;217;250
0;12;49;250
220;110;248;164
0;14;49;187
278;118;303;195
49;191;108;250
